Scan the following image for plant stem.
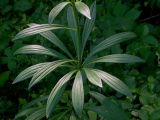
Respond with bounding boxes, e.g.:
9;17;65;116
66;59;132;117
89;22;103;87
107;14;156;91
71;1;82;65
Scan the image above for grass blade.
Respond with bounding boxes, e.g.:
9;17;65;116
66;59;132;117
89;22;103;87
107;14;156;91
46;71;75;118
72;71;84;116
48;2;71;24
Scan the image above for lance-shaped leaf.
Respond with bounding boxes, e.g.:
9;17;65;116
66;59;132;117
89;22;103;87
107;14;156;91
13;24;69;40
29;60;72;89
25;107;46;120
93;69;132;97
81;1;96;57
89;92;129;120
22;96;48;110
67;6;80;59
28;23;73;58
46;71;75;118
89;91;106;104
15;107;40;119
90;54;144;64
84;68;102;88
14;45;58;57
72;71;84;116
48;2;71;24
75;1;91;19
12;62;50;84
89;32;136;57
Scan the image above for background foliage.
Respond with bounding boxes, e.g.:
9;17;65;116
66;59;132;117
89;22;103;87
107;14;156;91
0;0;160;119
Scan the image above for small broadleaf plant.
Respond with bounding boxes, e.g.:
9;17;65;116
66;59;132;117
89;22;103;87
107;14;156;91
12;0;144;119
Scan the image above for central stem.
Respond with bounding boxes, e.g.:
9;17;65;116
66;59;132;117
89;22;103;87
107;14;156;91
71;1;81;62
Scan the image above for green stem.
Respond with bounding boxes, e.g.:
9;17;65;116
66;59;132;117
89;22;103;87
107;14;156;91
71;1;82;64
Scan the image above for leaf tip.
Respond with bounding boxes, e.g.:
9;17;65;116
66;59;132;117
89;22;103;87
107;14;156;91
12;81;16;84
46;107;51;119
46;114;49;119
98;83;103;88
28;85;32;90
48;19;52;24
12;37;17;41
88;14;91;19
140;59;145;63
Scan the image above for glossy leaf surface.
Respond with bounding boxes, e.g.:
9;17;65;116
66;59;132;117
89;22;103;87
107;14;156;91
75;1;91;19
48;2;70;24
46;71;75;117
72;71;84;116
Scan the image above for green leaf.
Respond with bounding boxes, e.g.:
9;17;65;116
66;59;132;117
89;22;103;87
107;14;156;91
143;35;158;45
70;112;77;120
13;24;69;40
15;108;40;119
89;32;136;57
0;71;10;87
67;6;80;59
48;2;71;24
89;91;106;104
93;69;132;97
139;109;149;120
29;60;72;89
14;45;58;57
88;111;97;120
28;23;73;58
81;1;96;57
84;68;102;88
72;71;84;116
125;8;141;21
46;71;75;118
90;92;129;120
25;107;46;120
22;96;48;110
90;32;136;55
84;32;137;65
90;54;144;64
55;110;70;120
13;62;49;84
14;0;32;12
150;109;160;120
136;24;149;37
75;1;91;19
113;1;127;17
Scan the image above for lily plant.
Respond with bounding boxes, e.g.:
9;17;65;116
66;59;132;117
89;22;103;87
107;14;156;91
12;0;144;119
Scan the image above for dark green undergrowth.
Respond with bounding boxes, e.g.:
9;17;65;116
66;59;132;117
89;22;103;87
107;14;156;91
0;0;160;119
